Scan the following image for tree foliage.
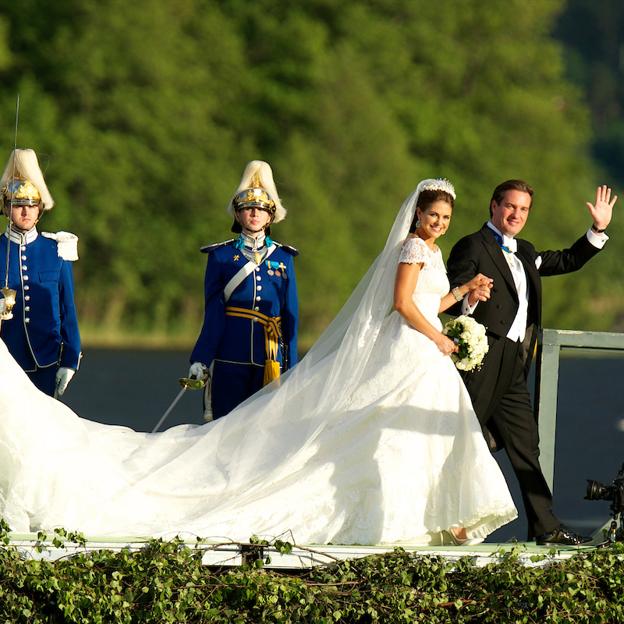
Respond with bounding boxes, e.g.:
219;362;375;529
0;0;619;347
554;0;624;184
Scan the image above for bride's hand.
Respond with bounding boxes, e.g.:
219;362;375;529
434;334;458;356
466;273;493;291
466;273;493;305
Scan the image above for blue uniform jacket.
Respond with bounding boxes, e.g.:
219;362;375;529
190;239;298;370
0;231;81;371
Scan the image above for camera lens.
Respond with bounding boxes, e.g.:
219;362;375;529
586;479;613;501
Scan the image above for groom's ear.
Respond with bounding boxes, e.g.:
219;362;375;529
489;200;497;218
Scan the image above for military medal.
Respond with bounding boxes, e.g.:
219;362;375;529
275;270;281;277
268;269;274;276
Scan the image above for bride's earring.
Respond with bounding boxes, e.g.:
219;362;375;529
414;208;422;232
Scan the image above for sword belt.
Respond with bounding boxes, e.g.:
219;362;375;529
225;306;282;385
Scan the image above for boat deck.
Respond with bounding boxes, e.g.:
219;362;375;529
7;532;600;569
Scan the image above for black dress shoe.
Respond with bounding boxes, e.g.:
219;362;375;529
535;526;592;546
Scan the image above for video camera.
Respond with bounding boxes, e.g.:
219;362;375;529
585;462;624;543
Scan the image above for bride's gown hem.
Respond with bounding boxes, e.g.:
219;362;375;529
0;236;516;545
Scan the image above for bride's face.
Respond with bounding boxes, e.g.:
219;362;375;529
417;200;452;240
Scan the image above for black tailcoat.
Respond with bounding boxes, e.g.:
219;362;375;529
446;223;601;537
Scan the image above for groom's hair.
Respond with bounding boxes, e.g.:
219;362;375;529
489;180;534;216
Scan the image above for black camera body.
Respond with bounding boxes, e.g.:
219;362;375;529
586;465;624;511
586;462;624;543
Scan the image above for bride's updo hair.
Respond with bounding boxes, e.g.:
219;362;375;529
409;188;455;233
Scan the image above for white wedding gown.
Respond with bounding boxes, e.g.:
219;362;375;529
0;233;516;545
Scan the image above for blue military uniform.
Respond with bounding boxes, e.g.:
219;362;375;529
190;233;298;418
0;227;81;394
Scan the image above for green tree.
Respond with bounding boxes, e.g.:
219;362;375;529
0;0;246;336
0;0;617;344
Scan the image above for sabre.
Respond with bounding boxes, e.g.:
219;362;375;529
151;376;206;433
0;94;20;328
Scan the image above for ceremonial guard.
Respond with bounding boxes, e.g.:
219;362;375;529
189;160;299;419
0;149;81;398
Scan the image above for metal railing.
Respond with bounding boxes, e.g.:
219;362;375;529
534;328;624;489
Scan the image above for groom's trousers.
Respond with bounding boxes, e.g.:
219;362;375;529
461;335;560;539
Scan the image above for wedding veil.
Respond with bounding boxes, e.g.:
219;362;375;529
208;179;452;487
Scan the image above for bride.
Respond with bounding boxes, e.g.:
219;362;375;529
0;178;516;545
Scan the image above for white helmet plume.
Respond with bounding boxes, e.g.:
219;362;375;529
227;160;286;224
0;149;54;211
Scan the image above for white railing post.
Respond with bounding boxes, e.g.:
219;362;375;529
535;329;624;491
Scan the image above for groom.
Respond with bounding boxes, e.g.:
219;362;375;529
447;179;617;546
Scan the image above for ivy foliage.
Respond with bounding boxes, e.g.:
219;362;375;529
1;519;624;623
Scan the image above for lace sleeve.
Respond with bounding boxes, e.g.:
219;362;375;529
398;237;430;265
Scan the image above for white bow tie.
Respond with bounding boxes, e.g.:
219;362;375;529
502;236;517;253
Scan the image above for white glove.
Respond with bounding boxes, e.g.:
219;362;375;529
188;362;210;381
54;367;75;398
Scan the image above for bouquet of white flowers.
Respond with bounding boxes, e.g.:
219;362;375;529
442;315;489;371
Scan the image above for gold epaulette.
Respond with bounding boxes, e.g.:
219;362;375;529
200;239;235;254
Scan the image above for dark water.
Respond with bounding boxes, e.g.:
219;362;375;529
63;349;624;543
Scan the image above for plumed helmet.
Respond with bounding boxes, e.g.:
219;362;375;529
3;178;41;206
232;186;275;212
0;149;54;212
227;160;286;224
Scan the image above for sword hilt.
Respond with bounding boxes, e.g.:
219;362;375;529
179;376;206;390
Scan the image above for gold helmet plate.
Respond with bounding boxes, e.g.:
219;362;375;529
2;178;41;206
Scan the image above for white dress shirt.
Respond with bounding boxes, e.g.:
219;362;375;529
486;222;528;342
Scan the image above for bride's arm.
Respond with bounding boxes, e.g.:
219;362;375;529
439;284;469;313
394;262;457;356
439;273;493;313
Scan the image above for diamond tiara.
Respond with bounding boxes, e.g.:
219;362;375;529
419;178;456;200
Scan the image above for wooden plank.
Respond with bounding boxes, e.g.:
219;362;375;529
6;534;593;570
